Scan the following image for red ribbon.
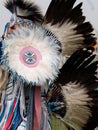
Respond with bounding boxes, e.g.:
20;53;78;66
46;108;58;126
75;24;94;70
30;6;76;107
4;100;17;130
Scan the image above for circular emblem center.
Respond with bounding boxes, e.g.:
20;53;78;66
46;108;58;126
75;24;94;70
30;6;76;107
20;46;42;68
24;51;37;64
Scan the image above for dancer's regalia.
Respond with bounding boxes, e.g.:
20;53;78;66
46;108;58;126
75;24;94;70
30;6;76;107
0;0;98;130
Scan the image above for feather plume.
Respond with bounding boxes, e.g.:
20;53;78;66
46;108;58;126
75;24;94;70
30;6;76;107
1;26;61;86
43;0;97;58
50;48;98;130
3;0;43;23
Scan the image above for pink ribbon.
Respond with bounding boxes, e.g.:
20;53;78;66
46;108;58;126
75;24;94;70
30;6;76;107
34;87;41;130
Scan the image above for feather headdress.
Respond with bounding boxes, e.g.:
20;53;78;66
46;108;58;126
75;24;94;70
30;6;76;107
3;0;43;23
1;1;98;130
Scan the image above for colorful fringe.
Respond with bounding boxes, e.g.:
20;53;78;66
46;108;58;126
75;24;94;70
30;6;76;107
0;74;52;130
0;74;26;130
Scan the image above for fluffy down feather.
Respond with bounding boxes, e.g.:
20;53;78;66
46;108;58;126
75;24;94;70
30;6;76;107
1;26;61;86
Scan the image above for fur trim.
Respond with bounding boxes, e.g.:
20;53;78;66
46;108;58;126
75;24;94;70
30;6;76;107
3;0;43;23
43;0;97;57
1;26;61;86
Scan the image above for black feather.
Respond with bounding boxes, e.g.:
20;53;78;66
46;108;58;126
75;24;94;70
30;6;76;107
45;0;97;50
55;48;98;129
56;48;98;86
45;0;77;25
4;0;43;23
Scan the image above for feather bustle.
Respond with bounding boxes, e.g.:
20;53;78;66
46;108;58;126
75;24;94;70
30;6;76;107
51;48;98;130
44;0;97;57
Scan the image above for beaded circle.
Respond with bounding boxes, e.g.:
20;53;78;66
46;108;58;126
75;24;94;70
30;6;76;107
20;46;42;68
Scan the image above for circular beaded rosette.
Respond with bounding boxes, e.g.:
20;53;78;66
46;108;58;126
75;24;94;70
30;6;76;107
2;26;61;85
19;46;42;68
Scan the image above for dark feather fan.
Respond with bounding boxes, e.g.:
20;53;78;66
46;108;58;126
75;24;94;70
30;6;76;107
4;0;43;23
47;48;98;130
43;0;97;57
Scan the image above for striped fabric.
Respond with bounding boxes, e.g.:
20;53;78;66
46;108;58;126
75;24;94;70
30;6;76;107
0;74;51;130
